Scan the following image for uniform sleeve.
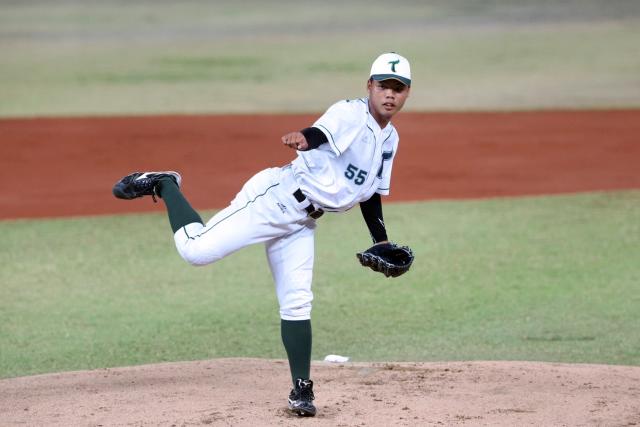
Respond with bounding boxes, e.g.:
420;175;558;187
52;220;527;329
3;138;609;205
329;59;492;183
312;100;363;156
359;193;388;243
377;130;399;196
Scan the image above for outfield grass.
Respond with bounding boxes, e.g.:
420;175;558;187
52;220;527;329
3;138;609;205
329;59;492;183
1;0;639;116
1;0;639;381
1;191;638;378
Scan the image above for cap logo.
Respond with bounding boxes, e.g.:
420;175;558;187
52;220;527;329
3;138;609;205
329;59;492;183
388;59;400;72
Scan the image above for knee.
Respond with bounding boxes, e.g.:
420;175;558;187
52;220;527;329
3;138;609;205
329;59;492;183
173;223;223;266
279;292;313;320
176;239;223;267
280;304;312;320
178;248;209;266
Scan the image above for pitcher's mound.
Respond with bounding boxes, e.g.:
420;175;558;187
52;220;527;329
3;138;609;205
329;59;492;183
2;358;639;426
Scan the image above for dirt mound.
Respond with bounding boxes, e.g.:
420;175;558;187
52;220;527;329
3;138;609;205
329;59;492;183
2;358;639;426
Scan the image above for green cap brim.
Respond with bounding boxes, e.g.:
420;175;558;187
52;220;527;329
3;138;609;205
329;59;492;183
371;74;411;87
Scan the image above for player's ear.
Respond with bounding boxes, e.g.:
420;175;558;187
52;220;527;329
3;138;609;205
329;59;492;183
366;78;373;91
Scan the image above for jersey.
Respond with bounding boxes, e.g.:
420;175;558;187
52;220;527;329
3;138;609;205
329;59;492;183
171;97;400;322
290;98;399;212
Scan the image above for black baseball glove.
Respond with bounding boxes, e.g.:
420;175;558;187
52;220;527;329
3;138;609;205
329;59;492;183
356;242;414;278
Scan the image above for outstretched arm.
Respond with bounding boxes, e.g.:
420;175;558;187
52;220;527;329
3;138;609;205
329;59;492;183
356;194;413;277
359;193;388;244
282;127;328;151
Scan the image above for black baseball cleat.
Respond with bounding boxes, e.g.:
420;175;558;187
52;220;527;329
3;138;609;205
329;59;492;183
112;171;181;202
288;378;316;417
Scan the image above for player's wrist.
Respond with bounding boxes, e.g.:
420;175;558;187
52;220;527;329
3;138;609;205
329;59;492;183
300;127;328;150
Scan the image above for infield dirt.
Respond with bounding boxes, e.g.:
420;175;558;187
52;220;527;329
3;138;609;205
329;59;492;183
1;110;639;219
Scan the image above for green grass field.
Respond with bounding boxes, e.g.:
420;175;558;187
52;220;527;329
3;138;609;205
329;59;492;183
1;191;638;378
1;0;639;116
1;1;639;379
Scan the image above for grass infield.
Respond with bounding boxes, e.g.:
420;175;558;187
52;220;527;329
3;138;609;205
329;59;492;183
1;191;638;379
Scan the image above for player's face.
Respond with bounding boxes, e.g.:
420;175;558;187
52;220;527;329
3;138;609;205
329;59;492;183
367;79;410;124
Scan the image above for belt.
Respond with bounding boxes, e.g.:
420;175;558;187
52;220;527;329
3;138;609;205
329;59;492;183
293;189;324;219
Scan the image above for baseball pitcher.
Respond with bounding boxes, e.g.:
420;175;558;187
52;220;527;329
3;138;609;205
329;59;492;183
113;52;414;417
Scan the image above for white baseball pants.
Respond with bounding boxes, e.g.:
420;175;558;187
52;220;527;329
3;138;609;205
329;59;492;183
173;166;317;320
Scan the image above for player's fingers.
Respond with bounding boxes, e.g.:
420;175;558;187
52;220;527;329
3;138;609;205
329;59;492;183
282;137;294;148
282;131;308;150
282;133;298;147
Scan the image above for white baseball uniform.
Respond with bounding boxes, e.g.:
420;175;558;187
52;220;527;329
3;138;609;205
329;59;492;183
173;97;399;320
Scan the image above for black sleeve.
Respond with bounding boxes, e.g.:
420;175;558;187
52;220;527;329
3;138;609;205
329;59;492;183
359;193;388;244
300;127;328;150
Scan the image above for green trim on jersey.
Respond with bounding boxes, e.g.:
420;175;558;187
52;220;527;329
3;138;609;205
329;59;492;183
316;124;339;155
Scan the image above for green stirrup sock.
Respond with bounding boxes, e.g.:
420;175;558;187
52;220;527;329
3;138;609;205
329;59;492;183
281;319;312;384
157;178;203;233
